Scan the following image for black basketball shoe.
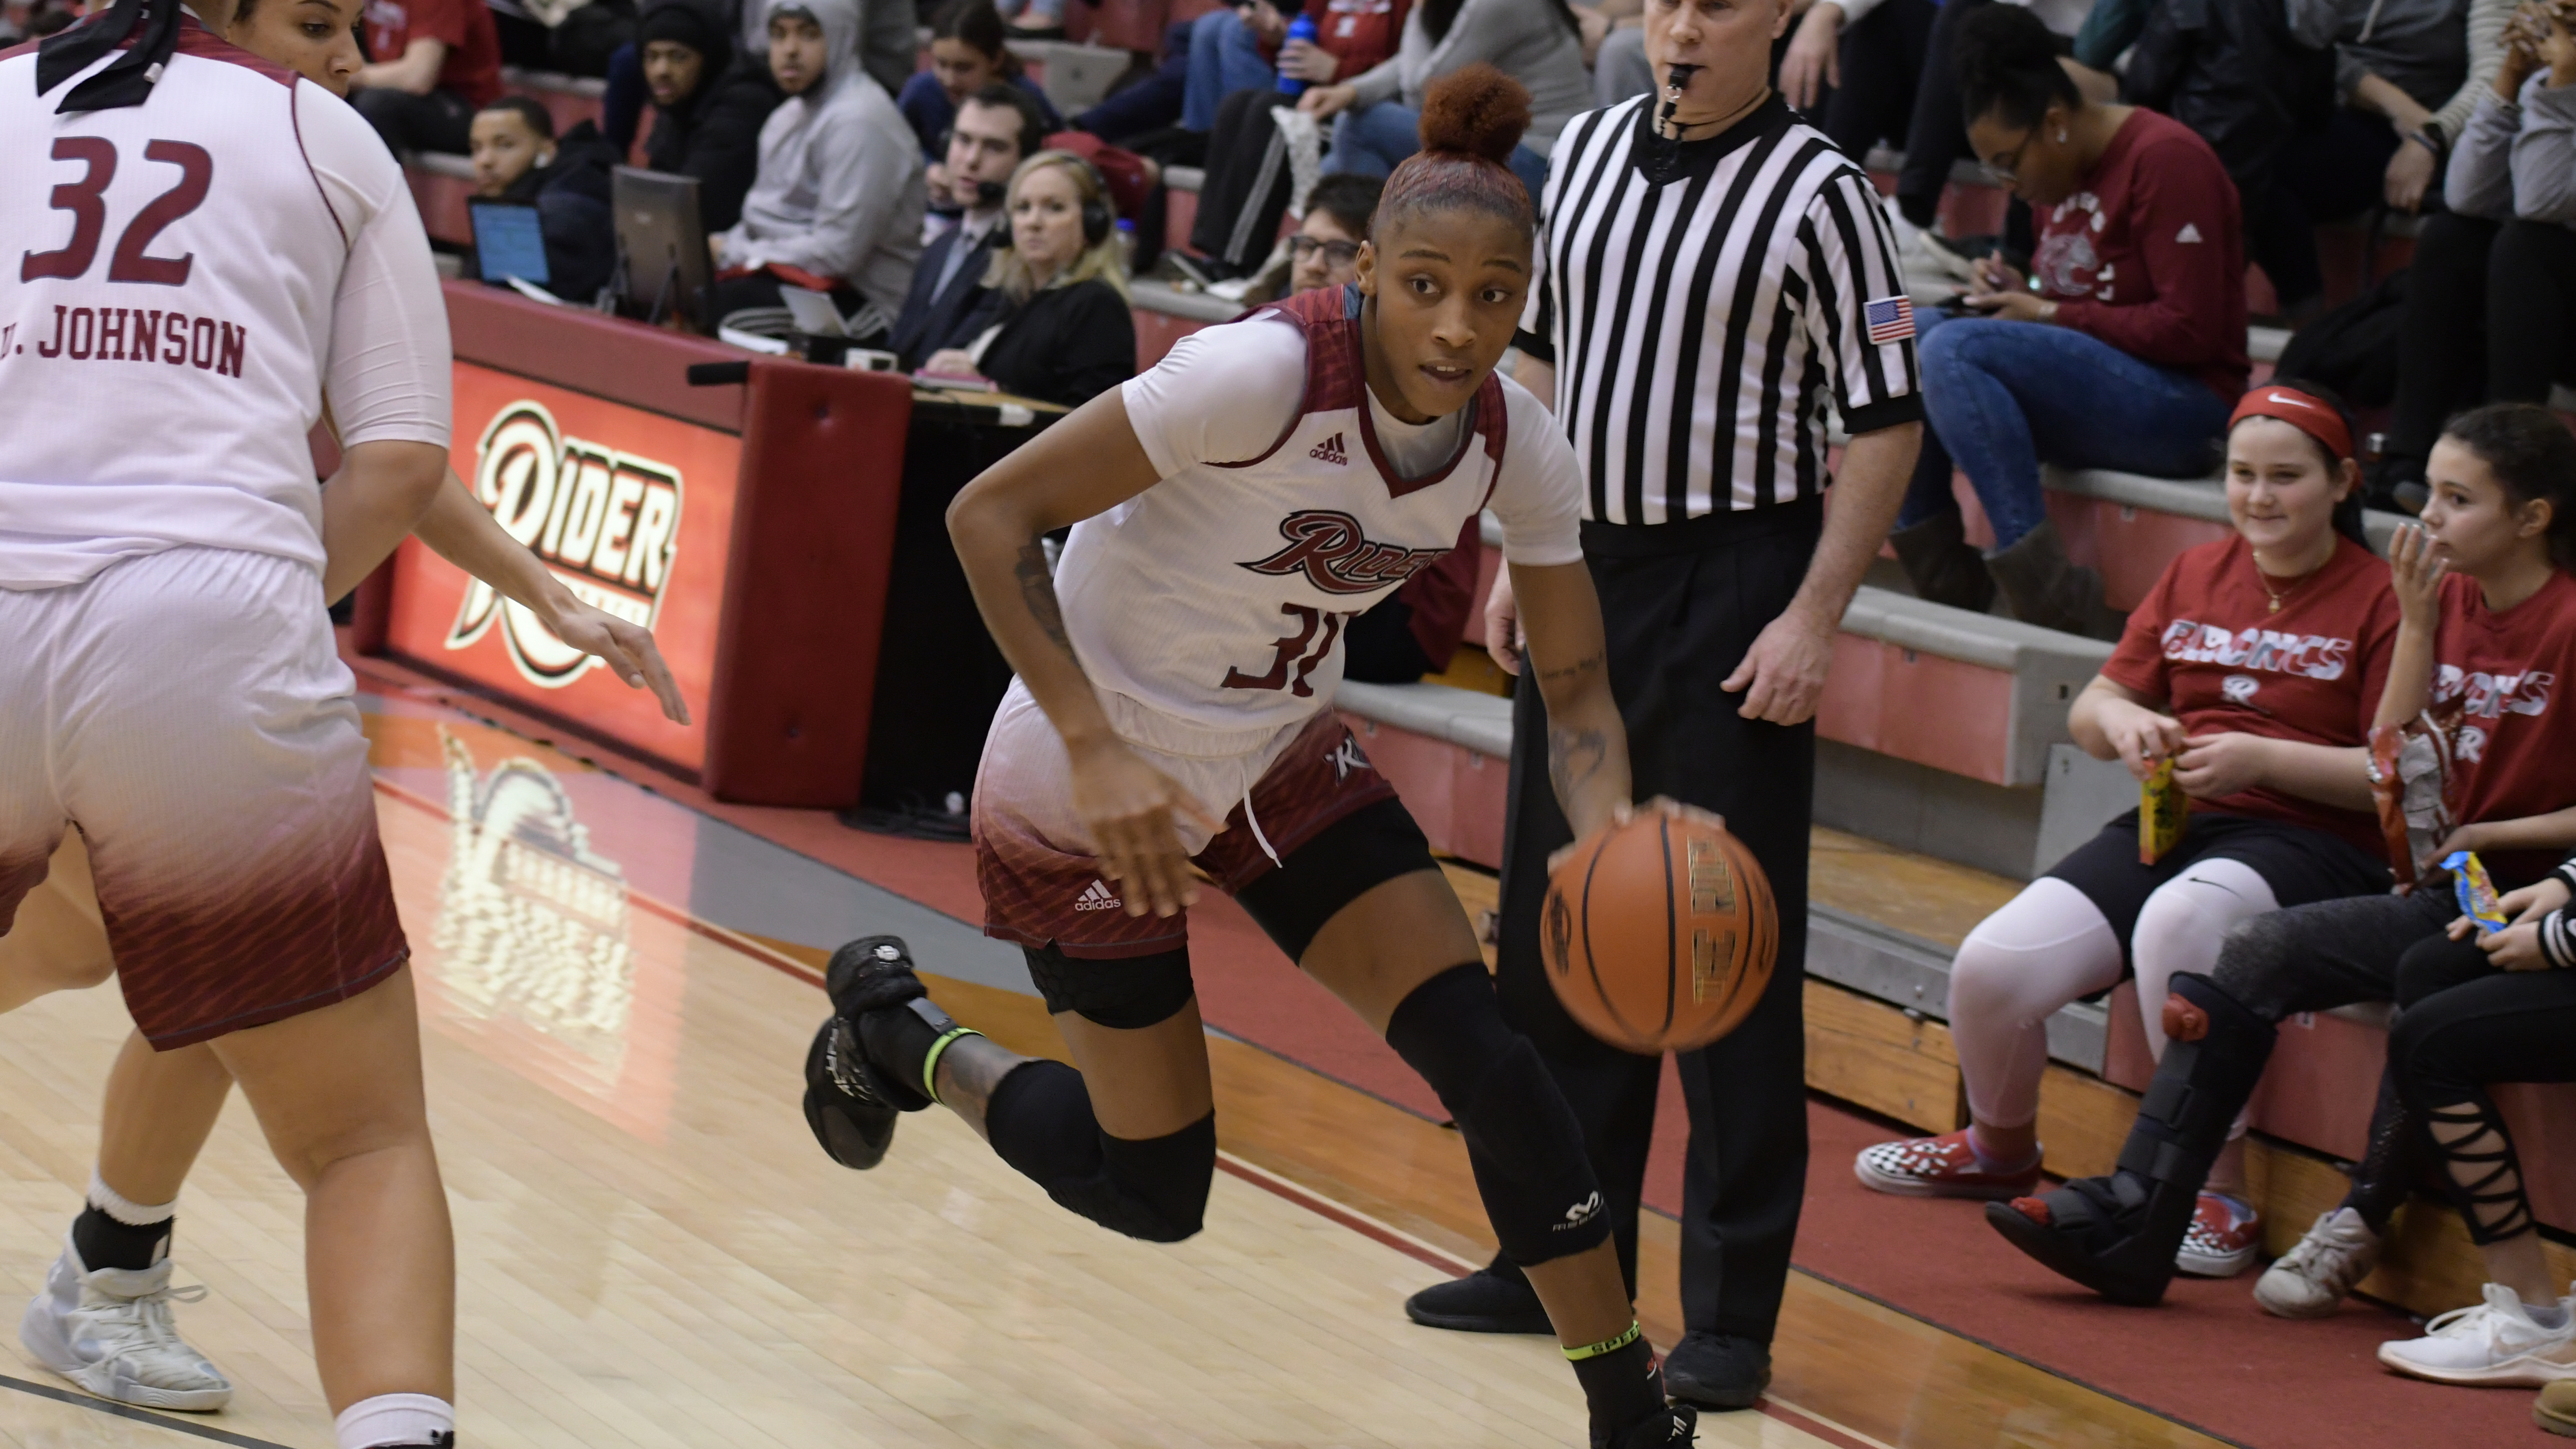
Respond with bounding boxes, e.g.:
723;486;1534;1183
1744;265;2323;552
802;935;937;1169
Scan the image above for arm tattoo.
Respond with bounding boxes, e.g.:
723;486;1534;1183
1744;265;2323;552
1013;538;1075;656
1548;724;1608;805
1536;651;1604;685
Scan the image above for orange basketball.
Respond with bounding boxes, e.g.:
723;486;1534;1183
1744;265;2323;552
1541;811;1778;1054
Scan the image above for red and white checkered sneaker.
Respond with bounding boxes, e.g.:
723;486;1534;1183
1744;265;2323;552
1852;1130;2043;1201
2175;1192;2262;1277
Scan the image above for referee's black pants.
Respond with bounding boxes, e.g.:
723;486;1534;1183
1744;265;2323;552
1493;499;1818;1345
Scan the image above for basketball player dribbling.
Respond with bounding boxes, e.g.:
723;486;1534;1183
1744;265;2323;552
801;67;1696;1449
0;0;690;1426
5;0;473;1442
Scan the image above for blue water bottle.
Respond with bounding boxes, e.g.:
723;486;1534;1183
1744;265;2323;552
1276;12;1319;97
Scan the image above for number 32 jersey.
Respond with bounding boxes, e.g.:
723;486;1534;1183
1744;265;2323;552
1066;283;1585;742
0;19;451;590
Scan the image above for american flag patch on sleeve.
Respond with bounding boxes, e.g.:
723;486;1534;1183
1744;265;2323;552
1864;296;1915;346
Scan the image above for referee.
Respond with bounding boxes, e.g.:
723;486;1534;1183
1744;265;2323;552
1403;0;1923;1411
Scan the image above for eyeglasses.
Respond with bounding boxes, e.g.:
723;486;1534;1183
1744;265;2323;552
1288;236;1362;268
1979;131;2036;185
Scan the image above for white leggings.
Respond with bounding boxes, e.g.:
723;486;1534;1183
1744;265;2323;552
1949;858;2279;1130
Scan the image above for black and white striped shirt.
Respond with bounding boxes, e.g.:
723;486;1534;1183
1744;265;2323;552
1521;94;1923;524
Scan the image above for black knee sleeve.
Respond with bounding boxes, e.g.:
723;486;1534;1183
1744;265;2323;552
2119;972;2278;1195
983;1059;1216;1243
1387;964;1608;1266
1022;944;1196;1030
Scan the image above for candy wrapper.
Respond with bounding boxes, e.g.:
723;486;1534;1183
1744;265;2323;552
2140;758;2189;865
2368;706;2464;890
2444;851;2508;934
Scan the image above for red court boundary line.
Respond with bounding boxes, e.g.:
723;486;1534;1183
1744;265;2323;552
372;773;1880;1449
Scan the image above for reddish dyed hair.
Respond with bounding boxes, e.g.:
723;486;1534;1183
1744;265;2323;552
1375;64;1536;242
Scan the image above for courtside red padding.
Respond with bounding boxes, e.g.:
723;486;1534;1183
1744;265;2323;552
408;283;910;806
702;357;911;803
442;279;745;432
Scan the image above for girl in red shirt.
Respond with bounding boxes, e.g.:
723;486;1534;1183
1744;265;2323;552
1989;402;2576;1317
1859;383;2396;1282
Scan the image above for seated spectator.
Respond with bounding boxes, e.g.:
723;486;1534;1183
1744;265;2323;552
1181;7;1407;279
1889;6;2248;638
898;0;1061;168
2242;0;2512;318
1069;21;1197;145
349;0;504;155
1780;0;1940;162
2359;858;2576;1384
922;152;1138;406
2380;3;2576;503
1285;174;1383;293
1298;0;1593;201
467;96;622;301
638;0;784;235
1879;0;2091;248
603;0;915;155
894;83;1050;370
1857;384;2397;1287
710;0;926;342
1992;403;2576;1313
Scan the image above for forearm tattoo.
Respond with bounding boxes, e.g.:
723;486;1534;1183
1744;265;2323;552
1014;538;1075;656
1548;724;1608;806
1536;651;1603;685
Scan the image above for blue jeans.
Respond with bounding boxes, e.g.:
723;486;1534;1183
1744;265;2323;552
1184;11;1277;132
1900;310;2231;547
1323;99;1550;205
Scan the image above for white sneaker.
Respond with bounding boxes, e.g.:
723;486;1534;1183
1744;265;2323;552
19;1234;232;1411
2254;1208;2382;1319
2376;1284;2576;1387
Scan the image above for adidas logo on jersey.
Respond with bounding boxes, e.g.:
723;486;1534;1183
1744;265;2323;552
444;401;686;691
1073;880;1122;912
1308;432;1349;466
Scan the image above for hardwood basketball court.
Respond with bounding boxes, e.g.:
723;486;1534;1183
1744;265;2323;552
0;697;2231;1449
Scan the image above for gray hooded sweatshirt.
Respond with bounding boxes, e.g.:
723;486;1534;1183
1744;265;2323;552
715;0;925;331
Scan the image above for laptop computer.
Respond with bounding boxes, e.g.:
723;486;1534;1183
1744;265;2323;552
469;199;551;290
611;167;711;332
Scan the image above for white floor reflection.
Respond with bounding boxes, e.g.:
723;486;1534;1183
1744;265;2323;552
414;726;675;1140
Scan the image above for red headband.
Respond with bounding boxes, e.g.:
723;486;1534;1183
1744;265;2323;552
2229;386;2353;463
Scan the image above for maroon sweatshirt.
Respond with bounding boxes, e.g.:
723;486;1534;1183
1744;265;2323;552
2032;107;2248;402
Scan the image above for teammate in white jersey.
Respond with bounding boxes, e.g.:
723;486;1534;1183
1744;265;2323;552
6;3;467;1444
802;67;1695;1449
0;0;692;1425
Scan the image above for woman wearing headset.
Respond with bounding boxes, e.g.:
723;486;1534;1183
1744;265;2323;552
920;150;1139;408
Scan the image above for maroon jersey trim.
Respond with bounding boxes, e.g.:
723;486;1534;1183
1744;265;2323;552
170;17;297;87
1211;283;1505;498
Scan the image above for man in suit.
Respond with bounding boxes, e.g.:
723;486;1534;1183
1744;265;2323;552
893;82;1048;371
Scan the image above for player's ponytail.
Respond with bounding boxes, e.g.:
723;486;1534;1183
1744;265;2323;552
1377;64;1537;242
38;0;183;112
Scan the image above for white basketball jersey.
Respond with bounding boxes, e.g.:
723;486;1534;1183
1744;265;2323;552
1060;284;1583;741
0;20;442;589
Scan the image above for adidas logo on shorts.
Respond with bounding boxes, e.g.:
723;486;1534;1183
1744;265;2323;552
1308;432;1349;466
1074;880;1122;912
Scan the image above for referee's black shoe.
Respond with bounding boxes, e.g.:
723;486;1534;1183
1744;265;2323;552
1402;1256;1553;1335
1660;1332;1771;1412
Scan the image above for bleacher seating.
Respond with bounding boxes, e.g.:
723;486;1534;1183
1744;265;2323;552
1129;278;1236;368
